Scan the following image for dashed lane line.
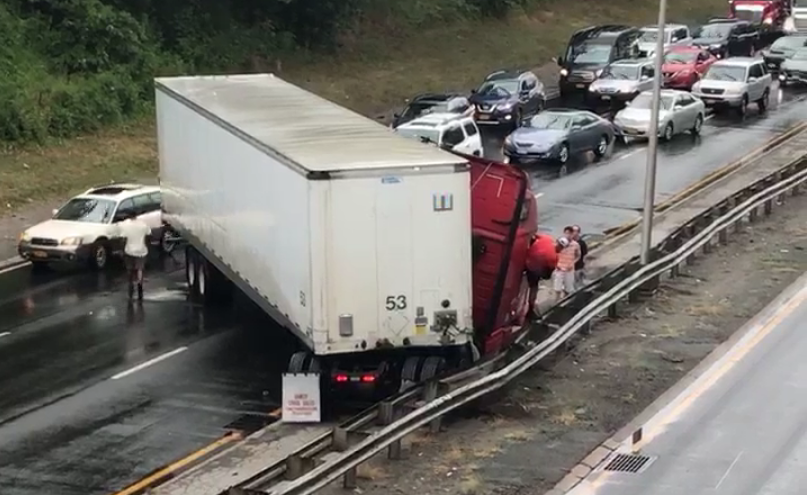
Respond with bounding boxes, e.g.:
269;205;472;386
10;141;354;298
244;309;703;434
110;346;188;380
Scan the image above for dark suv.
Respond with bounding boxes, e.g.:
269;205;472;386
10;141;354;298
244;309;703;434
469;69;546;127
390;93;472;128
692;18;760;58
555;25;643;98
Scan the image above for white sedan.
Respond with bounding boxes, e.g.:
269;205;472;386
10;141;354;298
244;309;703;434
613;89;706;142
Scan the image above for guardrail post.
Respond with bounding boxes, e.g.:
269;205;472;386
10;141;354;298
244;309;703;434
286;454;303;479
684;224;696;265
718;206;729;245
379;401;402;460
423;381;443;433
749;203;759;223
777;172;786;203
702;217;713;255
764;198;773;216
334;427;357;488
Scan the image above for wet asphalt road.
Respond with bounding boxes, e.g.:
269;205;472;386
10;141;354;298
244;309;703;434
0;258;295;495
0;84;804;495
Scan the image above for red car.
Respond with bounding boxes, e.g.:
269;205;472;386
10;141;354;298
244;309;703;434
662;46;718;90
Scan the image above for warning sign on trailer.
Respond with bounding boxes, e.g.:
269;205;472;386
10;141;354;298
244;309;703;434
281;373;321;423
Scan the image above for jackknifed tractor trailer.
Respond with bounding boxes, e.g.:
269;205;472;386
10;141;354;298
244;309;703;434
154;74;550;398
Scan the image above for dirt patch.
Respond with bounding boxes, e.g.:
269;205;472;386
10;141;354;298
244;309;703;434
315;192;807;495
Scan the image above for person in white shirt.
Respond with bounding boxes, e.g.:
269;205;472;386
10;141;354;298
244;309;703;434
117;211;151;300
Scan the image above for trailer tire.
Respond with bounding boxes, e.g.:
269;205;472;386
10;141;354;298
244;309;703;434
420;356;446;381
185;246;198;297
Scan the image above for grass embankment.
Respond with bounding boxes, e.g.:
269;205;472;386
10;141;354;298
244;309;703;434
0;0;726;211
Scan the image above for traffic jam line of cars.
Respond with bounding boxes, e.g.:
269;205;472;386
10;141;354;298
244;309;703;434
390;9;807;168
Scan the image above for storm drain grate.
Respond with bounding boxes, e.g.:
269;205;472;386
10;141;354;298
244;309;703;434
602;453;655;473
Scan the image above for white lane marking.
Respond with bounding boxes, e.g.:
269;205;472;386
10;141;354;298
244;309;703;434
715;450;744;489
705;113;715;122
534;192;544;199
111;346;188;380
0;263;29;276
612;148;643;162
0;332;10;339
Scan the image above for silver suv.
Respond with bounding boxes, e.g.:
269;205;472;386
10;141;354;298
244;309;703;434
691;57;772;116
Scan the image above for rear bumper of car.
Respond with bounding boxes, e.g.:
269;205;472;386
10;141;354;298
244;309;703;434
588;90;637;103
559;78;593;95
504;148;558;163
764;56;785;71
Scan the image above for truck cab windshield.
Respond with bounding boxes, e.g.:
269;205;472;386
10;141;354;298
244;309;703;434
566;43;613;65
699;24;733;39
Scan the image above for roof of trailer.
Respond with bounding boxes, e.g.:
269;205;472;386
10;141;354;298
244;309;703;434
154;74;467;174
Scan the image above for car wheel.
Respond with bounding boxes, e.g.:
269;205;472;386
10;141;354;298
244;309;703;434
662;122;674;142
691;114;704;136
593;135;608;159
758;89;769;112
89;241;108;270
557;143;569;165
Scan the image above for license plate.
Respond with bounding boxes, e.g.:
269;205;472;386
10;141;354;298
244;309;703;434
32;251;47;258
576;83;585;88
601;95;611;100
478;114;489;120
623;127;638;135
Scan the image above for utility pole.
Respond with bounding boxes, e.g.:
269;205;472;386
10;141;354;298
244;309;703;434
640;0;667;265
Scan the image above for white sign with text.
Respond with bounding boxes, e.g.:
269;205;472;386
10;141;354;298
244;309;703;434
281;373;321;423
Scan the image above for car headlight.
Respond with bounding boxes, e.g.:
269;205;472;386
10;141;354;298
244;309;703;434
588;84;597;91
60;236;83;246
560;68;568;77
724;87;743;95
19;231;30;242
710;44;722;50
595;69;603;77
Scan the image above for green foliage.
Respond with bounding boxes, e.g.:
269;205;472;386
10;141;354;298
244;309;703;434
0;0;532;144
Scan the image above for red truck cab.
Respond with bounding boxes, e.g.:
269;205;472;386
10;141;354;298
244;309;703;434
467;155;542;356
730;0;792;28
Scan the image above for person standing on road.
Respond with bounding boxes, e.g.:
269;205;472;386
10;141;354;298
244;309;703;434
117;211;151;300
552;226;580;300
525;233;558;318
571;225;588;289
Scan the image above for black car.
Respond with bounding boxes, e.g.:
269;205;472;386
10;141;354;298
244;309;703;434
390;93;472;128
762;34;807;72
555;25;643;98
692;19;760;58
469;69;546;128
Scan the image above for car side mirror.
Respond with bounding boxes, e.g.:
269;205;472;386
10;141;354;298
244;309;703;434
641;75;650;80
392;113;400;119
554;56;564;66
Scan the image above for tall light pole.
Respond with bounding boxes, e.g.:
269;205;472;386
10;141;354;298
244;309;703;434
639;0;668;265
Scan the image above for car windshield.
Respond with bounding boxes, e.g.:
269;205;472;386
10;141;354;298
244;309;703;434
629;93;674;110
703;65;746;81
525;113;574;130
772;36;807;50
54;197;116;223
476;80;518;97
395;127;441;145
600;65;639;80
665;51;698;64
793;48;807;60
640;29;670;43
699;24;732;39
568;42;613;64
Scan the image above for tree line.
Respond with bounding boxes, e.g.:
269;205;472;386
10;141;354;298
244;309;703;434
0;0;529;142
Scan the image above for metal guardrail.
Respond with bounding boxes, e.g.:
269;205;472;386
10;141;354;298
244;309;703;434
253;155;807;495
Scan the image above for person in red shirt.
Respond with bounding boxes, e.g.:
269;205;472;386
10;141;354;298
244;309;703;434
525;233;558;317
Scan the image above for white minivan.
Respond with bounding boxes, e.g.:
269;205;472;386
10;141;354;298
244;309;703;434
394;112;484;157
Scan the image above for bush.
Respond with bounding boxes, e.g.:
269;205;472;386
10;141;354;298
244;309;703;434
0;0;534;144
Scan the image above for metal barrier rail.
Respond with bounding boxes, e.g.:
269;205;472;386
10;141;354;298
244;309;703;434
260;156;807;495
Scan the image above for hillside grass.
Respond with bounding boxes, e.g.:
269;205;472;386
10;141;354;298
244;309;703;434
0;0;726;212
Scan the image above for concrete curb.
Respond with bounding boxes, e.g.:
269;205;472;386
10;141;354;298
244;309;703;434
0;256;29;272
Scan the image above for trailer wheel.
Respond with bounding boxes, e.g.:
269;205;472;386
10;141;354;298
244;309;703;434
420;356;446;381
185;246;197;294
288;351;321;374
401;356;422;383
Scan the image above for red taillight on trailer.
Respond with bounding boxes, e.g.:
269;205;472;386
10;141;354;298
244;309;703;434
361;374;376;383
334;374;349;383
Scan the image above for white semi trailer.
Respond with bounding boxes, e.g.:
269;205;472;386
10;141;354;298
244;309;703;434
154;74;487;394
